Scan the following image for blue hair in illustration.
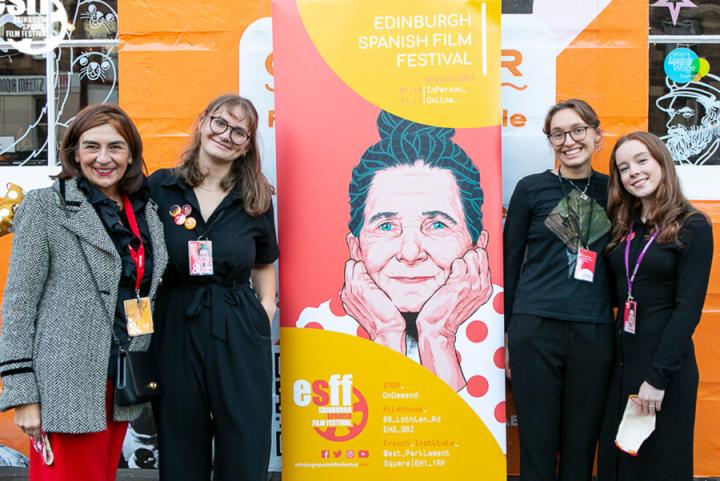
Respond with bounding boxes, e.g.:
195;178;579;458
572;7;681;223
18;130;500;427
348;111;484;241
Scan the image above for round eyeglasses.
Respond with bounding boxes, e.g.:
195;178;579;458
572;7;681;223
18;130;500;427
209;116;250;146
548;125;590;145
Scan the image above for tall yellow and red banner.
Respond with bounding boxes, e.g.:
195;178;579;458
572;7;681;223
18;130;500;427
274;0;505;478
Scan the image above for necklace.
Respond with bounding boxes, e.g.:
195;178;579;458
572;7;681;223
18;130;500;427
558;167;592;200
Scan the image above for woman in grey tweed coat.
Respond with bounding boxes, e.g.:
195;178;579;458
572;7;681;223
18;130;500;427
0;105;167;481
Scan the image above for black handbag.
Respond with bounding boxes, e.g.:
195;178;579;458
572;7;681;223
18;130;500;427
114;349;161;407
67;195;162;407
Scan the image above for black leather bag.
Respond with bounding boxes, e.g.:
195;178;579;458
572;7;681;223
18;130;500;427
114;349;162;407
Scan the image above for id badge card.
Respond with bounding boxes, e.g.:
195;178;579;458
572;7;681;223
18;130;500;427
124;297;154;336
189;240;214;276
623;300;637;334
574;248;597;283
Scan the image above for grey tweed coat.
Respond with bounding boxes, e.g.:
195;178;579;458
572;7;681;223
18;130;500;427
0;178;168;433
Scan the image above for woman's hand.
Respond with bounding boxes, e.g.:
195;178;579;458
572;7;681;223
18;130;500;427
262;300;277;325
251;263;277;326
14;403;41;440
414;237;493;391
416;241;493;341
634;381;665;416
341;259;406;353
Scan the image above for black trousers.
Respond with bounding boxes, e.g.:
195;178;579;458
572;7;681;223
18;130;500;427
508;314;614;481
152;286;273;481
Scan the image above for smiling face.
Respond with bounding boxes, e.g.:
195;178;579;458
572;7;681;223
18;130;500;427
199;104;251;164
614;139;664;200
348;162;475;312
548;108;601;171
75;123;131;198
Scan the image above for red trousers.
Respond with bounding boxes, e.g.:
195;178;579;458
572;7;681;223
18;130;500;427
29;381;128;481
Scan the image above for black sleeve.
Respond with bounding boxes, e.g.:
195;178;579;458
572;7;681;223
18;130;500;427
644;214;714;390
503;178;531;331
605;245;620;309
255;201;279;265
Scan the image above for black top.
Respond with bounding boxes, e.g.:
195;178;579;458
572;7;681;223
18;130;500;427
147;169;279;287
504;170;612;326
77;177;154;374
598;213;713;481
148;169;279;342
608;213;713;390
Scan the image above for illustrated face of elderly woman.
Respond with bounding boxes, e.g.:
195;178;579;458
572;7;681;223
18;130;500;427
342;112;490;389
75;123;131;197
347;161;475;312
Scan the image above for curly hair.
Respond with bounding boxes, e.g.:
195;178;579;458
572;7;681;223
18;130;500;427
348;111;484;242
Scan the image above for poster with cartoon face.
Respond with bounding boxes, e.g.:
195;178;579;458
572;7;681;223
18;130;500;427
274;0;505;478
654;69;720;200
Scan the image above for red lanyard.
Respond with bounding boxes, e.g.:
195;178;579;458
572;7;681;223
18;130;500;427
122;195;145;295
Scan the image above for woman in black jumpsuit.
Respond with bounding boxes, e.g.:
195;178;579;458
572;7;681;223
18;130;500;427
599;132;713;481
149;95;278;481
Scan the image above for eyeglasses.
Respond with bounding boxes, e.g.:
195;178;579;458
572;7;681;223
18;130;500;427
548;125;590;145
208;116;250;145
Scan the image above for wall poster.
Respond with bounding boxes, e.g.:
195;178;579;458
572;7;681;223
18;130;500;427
274;0;505;479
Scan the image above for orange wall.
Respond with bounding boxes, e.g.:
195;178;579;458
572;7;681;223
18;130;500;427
689;201;720;477
1;0;718;476
0;0;274;458
0;235;25;454
506;0;649;475
554;2;720;477
117;0;272;171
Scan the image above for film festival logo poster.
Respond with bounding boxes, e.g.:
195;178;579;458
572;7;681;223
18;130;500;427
273;0;505;479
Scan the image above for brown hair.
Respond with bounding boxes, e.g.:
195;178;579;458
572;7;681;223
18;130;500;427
542;99;601;136
175;94;273;217
57;104;146;193
607;131;700;251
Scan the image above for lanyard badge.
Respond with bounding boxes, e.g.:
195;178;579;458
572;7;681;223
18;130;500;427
623;224;659;334
169;203;215;276
558;170;598;283
189;240;214;276
122;195;154;336
623;300;637;334
574;247;597;282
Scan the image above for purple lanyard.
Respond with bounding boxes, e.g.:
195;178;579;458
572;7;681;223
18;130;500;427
624;223;658;300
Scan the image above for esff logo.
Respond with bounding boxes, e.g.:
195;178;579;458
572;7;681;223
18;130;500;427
0;0;70;55
293;374;369;442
